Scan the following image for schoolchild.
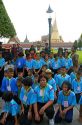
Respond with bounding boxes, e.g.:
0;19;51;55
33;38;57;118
72;70;82;103
39;64;47;76
1;68;18;95
32;74;39;89
55;81;76;123
55;67;71;91
19;76;36;125
64;51;73;70
33;54;42;74
2;92;20;125
70;67;78;83
46;69;57;100
51;54;61;75
15;52;25;75
34;75;55;125
27;69;34;82
25;53;34;70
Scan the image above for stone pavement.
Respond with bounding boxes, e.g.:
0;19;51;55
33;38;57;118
32;106;82;125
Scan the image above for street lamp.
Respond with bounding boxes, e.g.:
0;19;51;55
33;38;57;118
46;5;53;51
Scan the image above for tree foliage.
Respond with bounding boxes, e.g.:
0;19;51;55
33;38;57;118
73;34;82;50
0;0;16;38
73;40;78;49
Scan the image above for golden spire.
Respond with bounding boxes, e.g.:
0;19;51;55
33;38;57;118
51;16;60;42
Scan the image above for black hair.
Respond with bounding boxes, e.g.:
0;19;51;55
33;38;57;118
2;92;13;102
39;74;48;83
34;73;39;78
62;81;72;90
22;76;33;86
42;64;47;68
54;53;58;58
28;69;33;73
76;70;81;76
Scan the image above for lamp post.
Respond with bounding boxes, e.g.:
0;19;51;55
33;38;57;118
46;5;53;51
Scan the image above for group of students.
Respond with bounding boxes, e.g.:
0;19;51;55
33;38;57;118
0;47;82;125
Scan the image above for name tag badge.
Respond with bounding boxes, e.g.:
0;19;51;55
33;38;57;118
77;86;80;91
40;89;44;96
23;95;27;102
7;85;11;91
64;101;68;107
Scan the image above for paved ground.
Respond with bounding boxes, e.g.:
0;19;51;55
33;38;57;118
32;105;82;125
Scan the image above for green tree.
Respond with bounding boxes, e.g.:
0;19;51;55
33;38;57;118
78;34;82;50
73;40;78;49
0;0;16;38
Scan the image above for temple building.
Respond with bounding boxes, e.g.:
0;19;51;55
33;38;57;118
41;17;64;43
7;36;20;44
24;35;29;43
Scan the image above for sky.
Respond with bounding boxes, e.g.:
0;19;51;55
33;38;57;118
2;0;82;42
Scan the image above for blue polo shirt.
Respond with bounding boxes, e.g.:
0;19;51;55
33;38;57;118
16;57;26;69
33;59;42;69
25;59;34;69
44;60;51;68
34;84;54;103
55;74;71;87
64;58;73;69
70;72;76;82
0;58;5;67
3;99;20;116
20;87;36;105
9;99;20;116
51;59;61;70
40;58;45;66
57;90;76;106
32;82;39;89
49;58;54;68
3;102;10;113
58;57;65;68
1;77;18;94
48;78;57;92
72;79;82;94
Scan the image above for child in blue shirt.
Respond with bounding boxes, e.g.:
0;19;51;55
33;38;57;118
15;52;25;75
72;70;82;103
32;74;39;89
34;75;55;125
64;51;73;70
1;68;18;95
2;92;20;125
27;69;34;82
39;64;47;76
51;54;61;74
55;67;71;91
33;54;42;74
46;69;57;101
55;81;76;123
25;53;34;71
19;76;36;125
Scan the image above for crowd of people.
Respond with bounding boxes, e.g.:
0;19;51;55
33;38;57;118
0;43;82;125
